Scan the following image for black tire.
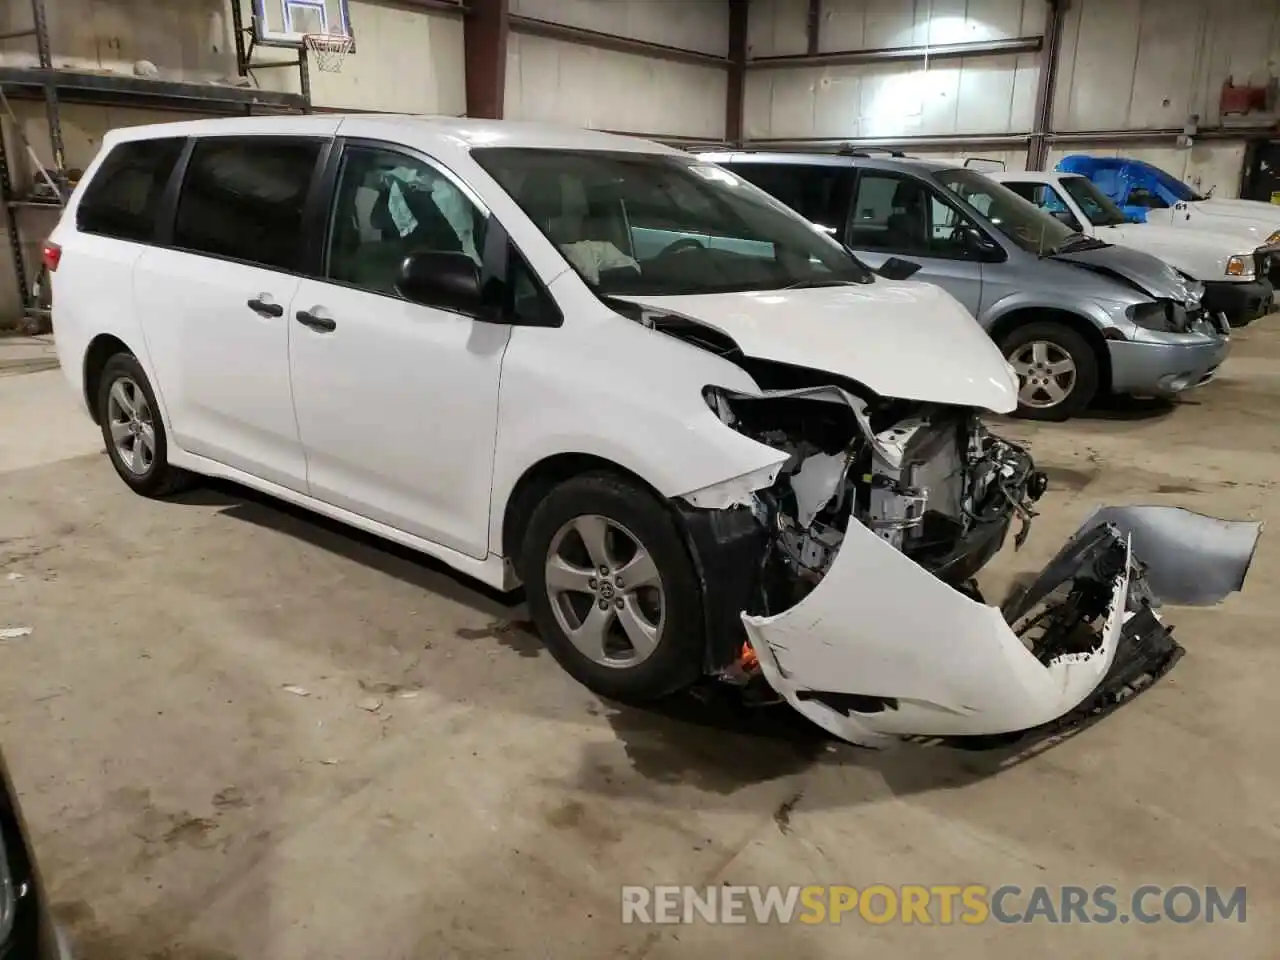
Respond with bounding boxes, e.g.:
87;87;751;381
520;471;705;703
96;353;194;497
999;321;1100;421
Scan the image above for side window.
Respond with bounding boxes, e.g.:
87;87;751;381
173;137;322;271
847;172;977;260
1127;187;1168;209
1002;181;1080;229
730;163;848;235
508;248;561;326
76;138;185;242
326;145;488;297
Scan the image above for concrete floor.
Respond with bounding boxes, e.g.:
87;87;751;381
1;326;1277;959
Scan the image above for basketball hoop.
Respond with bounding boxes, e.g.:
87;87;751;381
303;33;354;73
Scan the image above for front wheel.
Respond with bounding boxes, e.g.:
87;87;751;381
520;472;705;703
1000;321;1100;421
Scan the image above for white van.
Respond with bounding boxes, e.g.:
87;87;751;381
45;115;1257;747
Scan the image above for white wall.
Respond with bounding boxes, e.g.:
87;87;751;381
744;0;1041;140
250;1;466;115
504;34;727;139
505;0;730;139
512;0;729;56
1053;0;1280;132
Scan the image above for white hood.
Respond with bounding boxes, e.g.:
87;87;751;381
619;279;1019;413
1183;198;1280;244
1095;221;1254;280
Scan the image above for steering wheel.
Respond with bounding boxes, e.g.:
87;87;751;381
655;236;706;259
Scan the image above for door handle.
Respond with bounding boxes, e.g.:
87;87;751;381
247;296;284;318
295;309;336;332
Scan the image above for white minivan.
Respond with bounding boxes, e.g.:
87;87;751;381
46;115;1257;748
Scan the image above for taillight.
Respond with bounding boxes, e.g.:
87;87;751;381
42;241;61;272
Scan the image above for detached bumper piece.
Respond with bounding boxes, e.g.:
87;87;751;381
743;506;1260;749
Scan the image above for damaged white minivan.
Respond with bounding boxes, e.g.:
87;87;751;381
49;115;1261;748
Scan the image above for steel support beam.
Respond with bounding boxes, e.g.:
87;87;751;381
509;16;727;67
726;0;748;146
748;35;1041;70
464;0;509;119
806;0;821;55
1027;0;1068;170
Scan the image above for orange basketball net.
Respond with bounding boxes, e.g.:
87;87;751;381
303;33;354;73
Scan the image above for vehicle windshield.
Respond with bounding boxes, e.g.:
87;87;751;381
935;168;1077;255
1143;162;1205;202
471;148;874;296
1059;175;1130;226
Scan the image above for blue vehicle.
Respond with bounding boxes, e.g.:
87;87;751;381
1056;155;1204;223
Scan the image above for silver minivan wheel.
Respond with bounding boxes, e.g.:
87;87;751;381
544;514;666;669
1008;339;1079;409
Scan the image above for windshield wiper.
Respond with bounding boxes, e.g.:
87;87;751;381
1055;234;1110;253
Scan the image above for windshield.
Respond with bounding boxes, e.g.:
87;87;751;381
935;168;1076;255
1059;175;1130;226
471;148;873;296
1144;163;1205;202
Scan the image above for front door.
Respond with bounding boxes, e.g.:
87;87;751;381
844;170;984;315
287;142;508;559
133;136;327;491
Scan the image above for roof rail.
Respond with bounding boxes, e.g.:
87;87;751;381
837;144;907;158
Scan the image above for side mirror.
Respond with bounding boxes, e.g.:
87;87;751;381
396;251;485;315
961;226;1003;262
877;257;923;281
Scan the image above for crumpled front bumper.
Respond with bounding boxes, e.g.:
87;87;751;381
742;505;1261;748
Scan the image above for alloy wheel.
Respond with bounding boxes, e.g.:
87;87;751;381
544;514;666;669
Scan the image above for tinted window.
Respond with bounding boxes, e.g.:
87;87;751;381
76;138;185;242
1127;187;1169;209
935;168;1075;255
326;145;487;297
173;138;322;271
1059;176;1129;226
473;148;872;296
1002;181;1083;230
729;163;847;235
847;171;977;260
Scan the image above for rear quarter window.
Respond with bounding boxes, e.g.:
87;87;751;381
76;138;186;242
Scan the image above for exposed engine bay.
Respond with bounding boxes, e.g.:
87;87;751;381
701;384;1047;616
682;382;1261;749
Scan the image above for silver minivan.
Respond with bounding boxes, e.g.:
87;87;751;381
701;151;1231;420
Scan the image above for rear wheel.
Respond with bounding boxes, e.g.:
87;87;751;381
520;472;705;703
96;353;193;497
1000;321;1099;421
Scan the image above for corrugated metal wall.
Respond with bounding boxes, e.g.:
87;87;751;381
744;0;1041;139
743;0;1280;199
504;0;730;139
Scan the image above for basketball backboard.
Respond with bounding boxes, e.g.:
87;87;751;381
252;0;353;48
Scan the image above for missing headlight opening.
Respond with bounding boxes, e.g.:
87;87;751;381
680;383;1261;750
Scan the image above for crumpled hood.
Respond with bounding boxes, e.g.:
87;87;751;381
1095;222;1255;279
617;279;1019;413
1050;242;1194;300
